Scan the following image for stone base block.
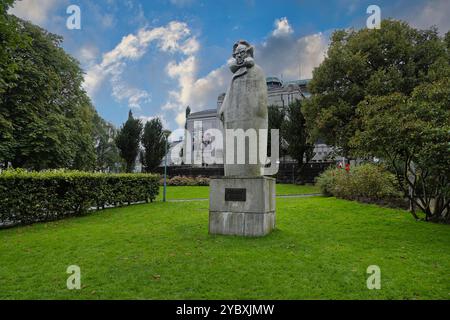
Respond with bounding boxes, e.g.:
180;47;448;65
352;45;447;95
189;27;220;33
209;176;276;237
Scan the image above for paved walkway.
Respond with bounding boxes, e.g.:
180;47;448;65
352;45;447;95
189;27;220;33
167;193;322;202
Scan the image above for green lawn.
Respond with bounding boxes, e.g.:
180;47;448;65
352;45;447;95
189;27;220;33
158;184;320;200
0;194;449;300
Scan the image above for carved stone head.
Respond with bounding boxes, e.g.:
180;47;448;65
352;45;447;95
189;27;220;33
232;40;254;66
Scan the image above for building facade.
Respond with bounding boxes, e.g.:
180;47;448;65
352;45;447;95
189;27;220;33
181;77;333;166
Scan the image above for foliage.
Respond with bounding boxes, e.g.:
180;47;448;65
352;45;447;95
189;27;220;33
141;118;166;173
115;111;143;173
161;175;210;186
0;0;25;96
352;77;450;222
305;20;449;157
282;100;315;177
316;166;346;197
0;169;159;226
92;113;122;172
307;20;450;222
317;164;402;203
268;105;286;157
0;14;96;170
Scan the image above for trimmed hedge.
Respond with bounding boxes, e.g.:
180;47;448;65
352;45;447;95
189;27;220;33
0;169;160;227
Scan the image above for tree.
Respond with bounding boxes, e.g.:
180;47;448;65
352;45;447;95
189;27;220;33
282;100;315;180
0;14;97;170
352;74;450;222
268;106;285;158
444;32;450;66
141;118;166;173
92;113;122;172
304;20;447;158
0;2;28;167
116;111;142;173
0;0;24;96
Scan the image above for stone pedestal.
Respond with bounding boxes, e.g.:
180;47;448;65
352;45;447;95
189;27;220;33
209;176;276;237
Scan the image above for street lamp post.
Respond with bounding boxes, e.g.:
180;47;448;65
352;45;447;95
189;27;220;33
163;136;168;203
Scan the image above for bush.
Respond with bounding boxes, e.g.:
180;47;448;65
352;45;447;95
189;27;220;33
316;164;402;202
160;176;210;186
316;167;348;196
0;169;160;227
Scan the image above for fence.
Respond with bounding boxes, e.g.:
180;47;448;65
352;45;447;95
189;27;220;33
156;162;334;184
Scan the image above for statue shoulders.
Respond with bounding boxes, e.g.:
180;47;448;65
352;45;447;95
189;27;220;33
250;64;266;79
246;65;266;90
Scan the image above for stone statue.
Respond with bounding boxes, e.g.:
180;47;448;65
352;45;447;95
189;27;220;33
209;41;275;237
219;40;268;177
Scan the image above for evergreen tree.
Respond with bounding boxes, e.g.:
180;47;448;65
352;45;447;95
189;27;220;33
116;111;143;173
141;118;166;173
267;105;285;158
282;100;315;179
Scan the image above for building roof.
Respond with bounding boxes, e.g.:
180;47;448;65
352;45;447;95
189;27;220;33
266;76;283;84
188;109;217;119
284;79;311;87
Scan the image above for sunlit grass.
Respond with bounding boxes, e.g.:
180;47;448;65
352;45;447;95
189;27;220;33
0;196;448;300
157;184;320;201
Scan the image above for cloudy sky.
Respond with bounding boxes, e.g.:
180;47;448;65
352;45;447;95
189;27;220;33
9;0;450;130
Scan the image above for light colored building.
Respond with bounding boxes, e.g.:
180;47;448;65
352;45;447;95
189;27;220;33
184;108;224;166
181;77;333;166
266;77;310;107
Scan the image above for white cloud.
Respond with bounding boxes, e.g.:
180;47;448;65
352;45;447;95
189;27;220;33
183;65;230;108
77;45;99;67
84;21;198;111
272;17;293;37
404;0;450;34
162;17;328;128
164;55;232;127
111;75;151;110
258;32;328;80
9;0;61;25
164;33;327;128
175;112;187;128
139;114;168;129
86;17;327;129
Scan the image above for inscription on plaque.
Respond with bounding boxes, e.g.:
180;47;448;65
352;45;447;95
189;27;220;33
225;188;247;202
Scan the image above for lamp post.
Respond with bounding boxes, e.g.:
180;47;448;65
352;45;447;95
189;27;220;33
163;135;168;202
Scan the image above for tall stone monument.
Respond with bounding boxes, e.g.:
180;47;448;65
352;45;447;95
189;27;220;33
209;40;276;237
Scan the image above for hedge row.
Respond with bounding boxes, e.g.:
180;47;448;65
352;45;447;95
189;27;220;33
0;169;160;227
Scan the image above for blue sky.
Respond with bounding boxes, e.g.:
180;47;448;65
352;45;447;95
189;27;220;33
9;0;450;130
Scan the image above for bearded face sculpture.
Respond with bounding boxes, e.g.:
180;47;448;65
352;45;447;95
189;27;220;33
219;40;268;177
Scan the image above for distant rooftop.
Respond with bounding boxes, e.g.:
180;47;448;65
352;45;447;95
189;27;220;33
266;77;311;89
284;79;311;86
188;78;312;121
188;109;217;119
